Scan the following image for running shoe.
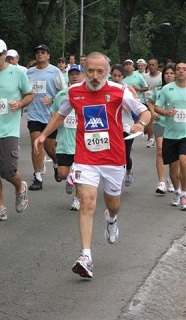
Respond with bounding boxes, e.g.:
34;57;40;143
156;182;167;195
167;179;174;193
125;170;133;187
146;138;155;148
69;197;80;211
105;209;119;244
170;192;181;207
29;174;42;191
0;206;7;221
180;196;186;211
72;255;93;278
15;181;28;213
54;167;62;182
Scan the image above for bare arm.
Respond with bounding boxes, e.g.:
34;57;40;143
154;105;177;117
9;90;34;111
34;113;66;154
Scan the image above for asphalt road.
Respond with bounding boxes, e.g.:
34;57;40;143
0;113;185;320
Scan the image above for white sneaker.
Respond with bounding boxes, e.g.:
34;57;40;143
180;196;186;211
15;181;28;213
146;138;155;148
69;197;80;211
0;206;7;221
156;182;167;195
105;209;119;244
72;255;93;278
171;192;181;207
167;178;174;193
125;170;134;187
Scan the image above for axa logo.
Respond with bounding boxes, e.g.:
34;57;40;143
85;118;104;128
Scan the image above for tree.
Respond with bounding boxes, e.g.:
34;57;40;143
118;0;138;63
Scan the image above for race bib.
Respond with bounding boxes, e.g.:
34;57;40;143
0;99;8;115
64;115;76;128
84;132;110;152
174;109;186;122
31;81;46;94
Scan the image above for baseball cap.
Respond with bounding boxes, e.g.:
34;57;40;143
34;44;50;53
7;49;18;57
0;39;7;53
68;64;84;73
124;59;134;64
57;57;67;63
136;58;147;65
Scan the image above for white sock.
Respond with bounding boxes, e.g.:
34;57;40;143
175;188;181;194
35;172;42;182
106;209;117;223
82;249;92;261
53;163;58;169
181;191;186;197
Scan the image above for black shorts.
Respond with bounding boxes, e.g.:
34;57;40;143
27;121;57;139
162;137;186;165
56;153;74;166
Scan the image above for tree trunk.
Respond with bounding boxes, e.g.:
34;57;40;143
22;0;58;46
118;0;138;63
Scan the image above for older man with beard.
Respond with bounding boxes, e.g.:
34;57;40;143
34;52;151;279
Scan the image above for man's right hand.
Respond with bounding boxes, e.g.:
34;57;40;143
34;135;46;155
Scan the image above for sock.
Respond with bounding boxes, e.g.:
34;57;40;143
35;172;42;182
106;209;117;223
181;191;186;197
82;249;92;261
175;188;181;194
53;163;58;169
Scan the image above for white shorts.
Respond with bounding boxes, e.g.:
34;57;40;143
72;163;125;196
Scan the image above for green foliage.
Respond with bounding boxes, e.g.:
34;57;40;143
0;0;185;65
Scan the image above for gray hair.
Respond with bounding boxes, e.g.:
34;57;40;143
84;52;110;74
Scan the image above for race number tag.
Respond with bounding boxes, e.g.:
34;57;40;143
0;99;8;114
64;115;76;128
31;81;46;94
174;109;186;122
84;132;110;152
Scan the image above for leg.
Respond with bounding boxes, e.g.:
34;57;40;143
0;179;5;207
30;131;45;173
77;184;97;250
29;131;44;190
179;154;186;211
0;179;7;221
72;183;96;278
155;137;167;194
179;154;186;191
124;137;134;187
169;161;180;190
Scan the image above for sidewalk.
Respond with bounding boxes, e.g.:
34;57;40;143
120;232;186;320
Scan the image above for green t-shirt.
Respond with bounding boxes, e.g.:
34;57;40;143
51;88;76;154
151;86;165;127
0;64;32;138
156;82;186;139
122;72;148;103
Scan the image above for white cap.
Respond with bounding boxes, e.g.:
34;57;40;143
7;49;19;57
124;59;134;64
136;58;147;65
0;39;7;53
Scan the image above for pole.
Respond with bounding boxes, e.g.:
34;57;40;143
80;0;84;56
62;0;66;57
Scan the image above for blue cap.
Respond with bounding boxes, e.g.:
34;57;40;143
68;64;84;73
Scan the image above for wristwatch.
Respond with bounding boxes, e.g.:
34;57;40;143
139;121;146;128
